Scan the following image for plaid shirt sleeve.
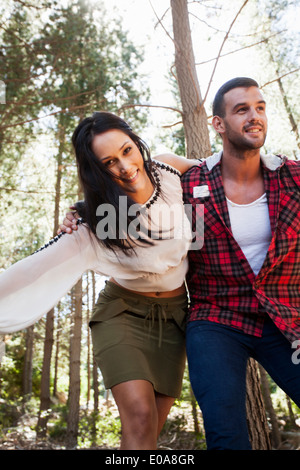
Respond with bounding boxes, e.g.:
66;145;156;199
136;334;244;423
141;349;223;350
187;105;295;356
181;158;300;344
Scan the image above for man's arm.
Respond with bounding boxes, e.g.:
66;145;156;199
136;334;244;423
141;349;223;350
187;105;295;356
154;153;201;174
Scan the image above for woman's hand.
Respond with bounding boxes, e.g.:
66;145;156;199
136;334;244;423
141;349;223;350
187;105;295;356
57;206;80;234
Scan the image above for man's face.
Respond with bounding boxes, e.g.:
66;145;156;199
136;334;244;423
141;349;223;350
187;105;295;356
216;86;268;151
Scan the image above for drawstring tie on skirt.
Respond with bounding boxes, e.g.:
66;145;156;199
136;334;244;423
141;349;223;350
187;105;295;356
145;302;168;348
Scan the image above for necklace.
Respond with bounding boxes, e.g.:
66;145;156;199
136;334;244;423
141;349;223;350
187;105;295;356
144;164;161;209
144;161;180;209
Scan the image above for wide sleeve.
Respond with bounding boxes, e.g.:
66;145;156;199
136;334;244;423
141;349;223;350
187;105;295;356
0;225;98;334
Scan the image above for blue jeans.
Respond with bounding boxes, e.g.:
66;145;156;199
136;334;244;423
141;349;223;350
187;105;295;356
186;317;300;450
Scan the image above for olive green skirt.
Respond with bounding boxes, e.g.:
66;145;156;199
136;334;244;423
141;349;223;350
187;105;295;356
90;281;188;398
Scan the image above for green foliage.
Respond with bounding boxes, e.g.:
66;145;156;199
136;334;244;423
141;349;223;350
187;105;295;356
0;335;26;398
0;398;22;431
77;409;121;449
47;405;121;449
0;331;43;400
47;404;68;439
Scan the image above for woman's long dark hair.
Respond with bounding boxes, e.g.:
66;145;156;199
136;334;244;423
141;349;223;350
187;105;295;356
72;111;157;254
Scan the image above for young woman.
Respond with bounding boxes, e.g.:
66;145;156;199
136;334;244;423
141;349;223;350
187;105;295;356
0;112;198;449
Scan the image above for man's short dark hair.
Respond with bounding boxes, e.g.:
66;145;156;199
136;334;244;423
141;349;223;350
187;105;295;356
212;77;259;118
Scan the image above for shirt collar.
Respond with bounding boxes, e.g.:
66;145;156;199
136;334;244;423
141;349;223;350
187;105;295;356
205;150;286;172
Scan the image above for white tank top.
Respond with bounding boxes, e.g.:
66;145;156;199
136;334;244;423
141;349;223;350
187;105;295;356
226;193;272;276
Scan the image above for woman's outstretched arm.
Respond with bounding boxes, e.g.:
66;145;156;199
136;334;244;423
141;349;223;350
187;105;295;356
0;225;98;334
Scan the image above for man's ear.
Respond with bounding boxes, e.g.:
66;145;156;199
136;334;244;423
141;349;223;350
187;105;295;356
212;115;225;135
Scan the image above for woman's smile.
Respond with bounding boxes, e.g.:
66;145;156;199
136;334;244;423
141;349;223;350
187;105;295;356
121;169;139;182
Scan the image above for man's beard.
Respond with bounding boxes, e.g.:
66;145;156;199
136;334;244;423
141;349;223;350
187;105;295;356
225;123;267;152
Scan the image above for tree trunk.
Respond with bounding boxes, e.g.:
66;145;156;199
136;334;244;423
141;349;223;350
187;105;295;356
66;279;83;448
86;273;91;408
93;354;99;413
171;0;211;159
246;359;271;449
259;364;281;449
53;310;61;398
0;337;5;365
90;272;99;414
286;395;298;428
22;325;34;403
190;384;200;434
36;308;55;437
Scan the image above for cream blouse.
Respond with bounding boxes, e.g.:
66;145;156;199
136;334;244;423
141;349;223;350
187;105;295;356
0;162;192;334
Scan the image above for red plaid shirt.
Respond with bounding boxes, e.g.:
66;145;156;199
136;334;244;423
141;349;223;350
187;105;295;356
181;153;300;344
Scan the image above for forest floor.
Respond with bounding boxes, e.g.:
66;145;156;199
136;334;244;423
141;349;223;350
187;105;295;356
0;399;206;451
1;398;300;451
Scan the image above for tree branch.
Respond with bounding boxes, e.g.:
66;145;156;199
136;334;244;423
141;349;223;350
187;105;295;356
0;186;78;196
196;31;285;66
161;120;182;128
187;0;221;11
260;69;300;88
0;103;94;130
12;0;53;10
148;0;175;45
119;103;183;115
202;0;249;107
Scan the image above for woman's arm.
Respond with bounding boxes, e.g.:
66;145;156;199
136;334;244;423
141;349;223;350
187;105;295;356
154;153;201;174
0;225;97;333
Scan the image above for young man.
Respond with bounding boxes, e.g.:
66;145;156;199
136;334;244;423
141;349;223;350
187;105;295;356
181;77;300;450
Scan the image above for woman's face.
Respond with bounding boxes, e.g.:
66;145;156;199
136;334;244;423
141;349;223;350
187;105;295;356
91;129;153;203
